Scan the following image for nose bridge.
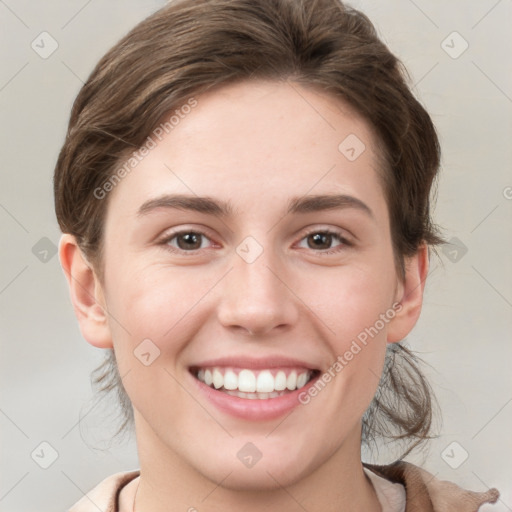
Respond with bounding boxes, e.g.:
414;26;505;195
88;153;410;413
217;237;297;335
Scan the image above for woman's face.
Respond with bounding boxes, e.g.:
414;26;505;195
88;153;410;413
91;80;416;488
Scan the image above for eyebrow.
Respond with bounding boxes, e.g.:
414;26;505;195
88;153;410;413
137;193;373;218
287;194;373;218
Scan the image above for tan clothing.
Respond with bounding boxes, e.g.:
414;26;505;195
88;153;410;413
68;461;500;512
364;462;499;511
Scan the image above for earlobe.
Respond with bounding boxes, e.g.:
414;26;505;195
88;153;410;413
387;245;429;344
58;234;113;349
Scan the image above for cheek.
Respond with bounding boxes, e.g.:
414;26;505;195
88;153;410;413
103;262;225;410
106;262;206;341
103;267;202;423
305;262;398;344
301;262;396;400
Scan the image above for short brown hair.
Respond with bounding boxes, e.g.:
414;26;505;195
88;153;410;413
54;0;441;458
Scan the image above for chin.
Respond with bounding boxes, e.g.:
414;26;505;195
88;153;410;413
189;441;320;492
204;462;309;492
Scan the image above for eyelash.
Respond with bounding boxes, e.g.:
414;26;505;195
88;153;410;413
159;228;352;256
298;228;353;255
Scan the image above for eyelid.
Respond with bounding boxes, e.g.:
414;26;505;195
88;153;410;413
157;224;355;255
298;225;354;244
294;226;354;252
157;226;218;251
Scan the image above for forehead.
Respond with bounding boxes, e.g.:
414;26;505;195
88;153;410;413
105;79;388;220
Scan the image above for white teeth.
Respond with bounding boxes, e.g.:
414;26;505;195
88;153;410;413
224;389;288;399
274;371;287;391
256;370;274;393
297;372;308;389
195;367;313;397
223;370;238;390
286;371;297;390
238;369;256;392
213;368;223;389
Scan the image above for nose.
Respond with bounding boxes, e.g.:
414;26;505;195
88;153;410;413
216;246;299;337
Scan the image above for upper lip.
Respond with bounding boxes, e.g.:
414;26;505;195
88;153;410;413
189;356;320;371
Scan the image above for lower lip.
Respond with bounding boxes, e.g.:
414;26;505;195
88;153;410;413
189;371;319;421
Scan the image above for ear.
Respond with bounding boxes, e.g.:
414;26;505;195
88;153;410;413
58;234;113;348
387;244;429;344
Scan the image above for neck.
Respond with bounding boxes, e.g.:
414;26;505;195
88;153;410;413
131;416;381;512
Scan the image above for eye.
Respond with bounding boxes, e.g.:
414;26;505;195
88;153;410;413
296;229;351;253
159;228;351;255
162;230;213;252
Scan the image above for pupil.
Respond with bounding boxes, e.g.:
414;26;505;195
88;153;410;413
178;233;200;250
309;233;331;250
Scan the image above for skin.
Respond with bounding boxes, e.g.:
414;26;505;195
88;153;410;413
60;79;428;512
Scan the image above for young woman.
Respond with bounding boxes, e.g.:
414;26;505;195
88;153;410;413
54;0;501;510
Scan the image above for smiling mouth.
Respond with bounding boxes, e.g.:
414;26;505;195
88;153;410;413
190;366;320;400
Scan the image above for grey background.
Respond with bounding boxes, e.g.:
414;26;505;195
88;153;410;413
0;0;511;510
